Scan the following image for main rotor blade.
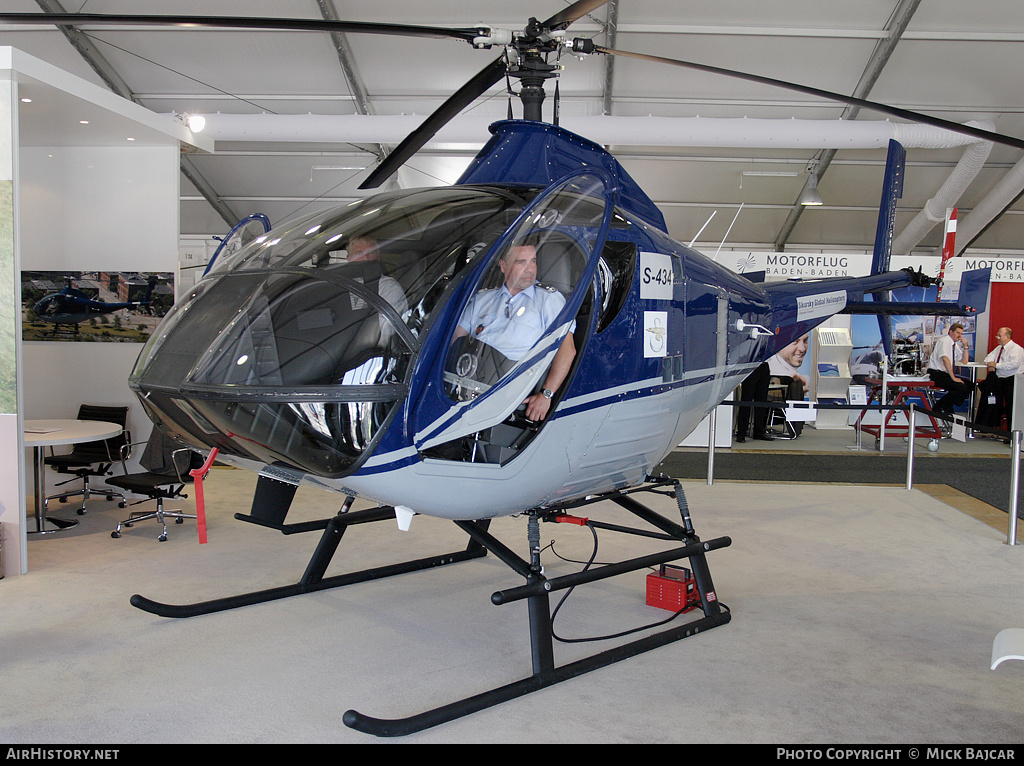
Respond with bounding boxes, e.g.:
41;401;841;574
0;13;486;43
359;56;507;190
544;0;611;30
596;46;1024;152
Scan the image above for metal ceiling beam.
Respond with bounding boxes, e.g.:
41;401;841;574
33;0;240;229
601;0;619;116
316;0;389;163
772;0;922;251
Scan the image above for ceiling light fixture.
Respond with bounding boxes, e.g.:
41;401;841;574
172;112;206;133
800;173;824;206
739;170;798;189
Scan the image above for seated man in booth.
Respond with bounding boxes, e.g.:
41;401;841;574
926;322;972;414
976;326;1024;429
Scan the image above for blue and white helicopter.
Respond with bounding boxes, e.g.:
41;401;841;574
4;2;1010;736
32;275;158;334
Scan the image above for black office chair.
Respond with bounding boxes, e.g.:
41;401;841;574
765;376;803;440
44;404;130;515
108;429;204;542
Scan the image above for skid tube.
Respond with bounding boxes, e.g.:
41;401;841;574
128;478;730;736
129;498;491;618
343;478;732;737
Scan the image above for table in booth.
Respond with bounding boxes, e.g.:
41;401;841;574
23;418;123;535
854;377;944;443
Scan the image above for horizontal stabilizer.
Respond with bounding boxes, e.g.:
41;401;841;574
843;301;977;316
842;267;990;316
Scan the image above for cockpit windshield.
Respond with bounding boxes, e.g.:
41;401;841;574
130;186;540;477
205;186;539;335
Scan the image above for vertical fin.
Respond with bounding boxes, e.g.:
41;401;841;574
871;139;906;358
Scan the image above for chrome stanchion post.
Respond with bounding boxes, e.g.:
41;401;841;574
707;406;716;486
1008;430;1020;546
906;403;916;490
879;358;888;452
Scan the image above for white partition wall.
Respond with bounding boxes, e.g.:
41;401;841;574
0;48;210;576
0;69;22;576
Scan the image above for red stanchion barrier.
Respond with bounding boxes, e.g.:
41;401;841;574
189;448;219;544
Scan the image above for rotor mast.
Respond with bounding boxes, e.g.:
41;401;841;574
506;18;564;122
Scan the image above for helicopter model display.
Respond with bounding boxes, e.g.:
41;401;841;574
30;275;158;335
1;2;1009;737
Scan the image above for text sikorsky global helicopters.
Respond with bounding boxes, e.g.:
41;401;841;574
2;3;1014;736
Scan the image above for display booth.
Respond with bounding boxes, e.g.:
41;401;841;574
718;250;1024;441
0;48;210;576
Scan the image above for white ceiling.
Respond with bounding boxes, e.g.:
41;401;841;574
2;0;1024;257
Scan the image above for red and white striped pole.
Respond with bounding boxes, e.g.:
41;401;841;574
936;207;957;301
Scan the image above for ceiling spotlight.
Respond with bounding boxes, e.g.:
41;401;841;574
172;112;206;133
800;173;824;206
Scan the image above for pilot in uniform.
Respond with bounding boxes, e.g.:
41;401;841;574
457;282;568;361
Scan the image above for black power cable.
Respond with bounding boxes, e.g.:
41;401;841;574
547;520;726;645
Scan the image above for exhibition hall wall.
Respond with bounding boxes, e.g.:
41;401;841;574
18;145;180;439
0;47;205;576
0;72;18;577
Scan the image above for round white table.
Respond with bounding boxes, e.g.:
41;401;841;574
24;419;124;535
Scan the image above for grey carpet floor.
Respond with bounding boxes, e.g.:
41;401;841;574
3;468;1024;744
659;450;1024;517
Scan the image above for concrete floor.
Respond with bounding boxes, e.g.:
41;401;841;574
5;420;1024;743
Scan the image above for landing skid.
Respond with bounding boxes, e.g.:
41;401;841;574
129;478;731;737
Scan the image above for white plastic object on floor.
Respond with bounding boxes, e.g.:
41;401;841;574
991;628;1024;669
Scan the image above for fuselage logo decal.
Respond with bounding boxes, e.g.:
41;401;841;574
644;311;668;357
796;290;846;322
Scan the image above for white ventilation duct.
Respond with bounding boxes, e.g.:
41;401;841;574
192;113;992;151
891;121;994;255
955;154;1024;255
191;113;1021;251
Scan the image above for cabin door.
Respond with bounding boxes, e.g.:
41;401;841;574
413;169;616;452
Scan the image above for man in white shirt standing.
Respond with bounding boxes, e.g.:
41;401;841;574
927;322;972;414
975;326;1023;428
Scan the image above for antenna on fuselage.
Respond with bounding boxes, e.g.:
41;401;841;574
713;203;744;261
689;210;717;247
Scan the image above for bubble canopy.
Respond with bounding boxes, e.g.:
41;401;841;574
130;185;538;476
129;172;616;479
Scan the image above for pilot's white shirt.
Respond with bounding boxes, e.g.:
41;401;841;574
458;282;567;361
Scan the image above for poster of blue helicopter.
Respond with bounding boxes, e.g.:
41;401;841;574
21;271;174;342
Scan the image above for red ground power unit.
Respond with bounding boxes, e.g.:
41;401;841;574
646;564;700;612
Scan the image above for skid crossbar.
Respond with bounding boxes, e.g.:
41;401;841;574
129;481;731;736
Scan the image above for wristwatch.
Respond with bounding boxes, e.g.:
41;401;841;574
542;388;554;399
